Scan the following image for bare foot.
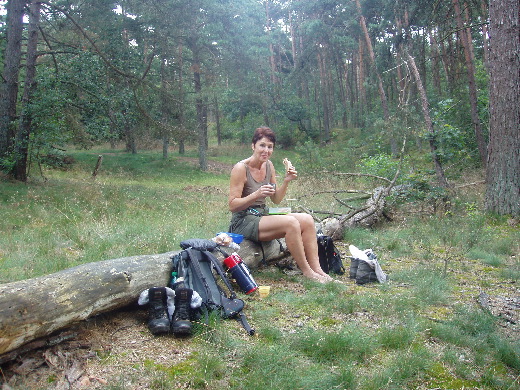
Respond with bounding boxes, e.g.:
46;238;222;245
303;271;330;283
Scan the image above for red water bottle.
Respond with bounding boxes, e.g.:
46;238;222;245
223;253;258;294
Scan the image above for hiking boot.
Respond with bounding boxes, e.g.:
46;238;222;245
171;287;193;336
147;287;171;335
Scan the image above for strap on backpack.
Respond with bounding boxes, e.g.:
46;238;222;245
203;249;237;299
258;239;284;267
186;247;255;336
204;249;255;336
185;248;218;308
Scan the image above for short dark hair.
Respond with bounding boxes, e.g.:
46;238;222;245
252;126;276;146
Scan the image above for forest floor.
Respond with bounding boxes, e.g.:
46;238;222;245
1;239;518;390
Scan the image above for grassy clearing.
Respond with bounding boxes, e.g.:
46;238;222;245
1;143;519;389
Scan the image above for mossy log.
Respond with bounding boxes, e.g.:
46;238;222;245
0;242;289;359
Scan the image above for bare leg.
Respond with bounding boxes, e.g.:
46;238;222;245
290;213;333;280
258;215;330;283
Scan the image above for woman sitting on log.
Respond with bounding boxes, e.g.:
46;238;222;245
228;126;333;283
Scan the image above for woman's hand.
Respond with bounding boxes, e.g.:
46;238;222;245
257;183;276;198
283;158;298;182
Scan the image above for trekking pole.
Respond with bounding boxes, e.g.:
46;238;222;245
237;312;255;336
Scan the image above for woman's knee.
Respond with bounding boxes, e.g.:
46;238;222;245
284;215;301;233
295;213;315;230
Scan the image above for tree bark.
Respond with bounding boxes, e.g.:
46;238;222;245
177;43;186;155
160;42;170;160
214;96;222;146
14;0;41;181
485;0;520;216
265;1;279;86
479;0;489;67
0;0;25;160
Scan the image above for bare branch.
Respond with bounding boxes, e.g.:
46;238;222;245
299;189;371;199
385;136;407;195
324;171;392;184
454;180;486;189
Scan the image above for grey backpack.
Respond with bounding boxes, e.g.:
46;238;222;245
169;239;255;335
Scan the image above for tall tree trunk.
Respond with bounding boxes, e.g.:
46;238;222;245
214;96;222;146
479;0;489;68
453;0;488;166
189;40;207;171
123;118;137;154
0;0;25;161
289;10;298;70
429;31;442;95
337;56;349;129
265;1;279;86
14;0;41;182
160;45;169;160
430;30;449;91
317;48;331;143
485;0;520;216
407;53;449;188
355;0;390;121
177;43;186;155
439;33;456;93
357;38;366;126
298;34;311;131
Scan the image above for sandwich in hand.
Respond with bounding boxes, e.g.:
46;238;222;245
282;158;294;173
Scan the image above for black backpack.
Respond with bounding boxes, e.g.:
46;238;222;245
169;238;255;336
317;234;346;275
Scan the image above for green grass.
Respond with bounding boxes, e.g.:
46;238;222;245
0;149;231;282
1;143;519;389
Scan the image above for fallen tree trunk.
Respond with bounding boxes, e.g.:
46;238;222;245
238;238;290;269
0;242;290;359
314;185;409;240
0;251;176;357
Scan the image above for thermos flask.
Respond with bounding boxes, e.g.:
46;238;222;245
223;253;258;294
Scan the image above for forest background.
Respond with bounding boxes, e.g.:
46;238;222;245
0;0;518;216
0;0;519;389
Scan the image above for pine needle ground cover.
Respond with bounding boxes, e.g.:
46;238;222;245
0;146;518;389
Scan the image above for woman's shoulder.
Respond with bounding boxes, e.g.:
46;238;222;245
231;160;249;174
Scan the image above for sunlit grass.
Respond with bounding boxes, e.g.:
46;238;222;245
0;148;230;282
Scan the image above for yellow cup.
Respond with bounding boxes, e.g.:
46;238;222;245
258;285;271;298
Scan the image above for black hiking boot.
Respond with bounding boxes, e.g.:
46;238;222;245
147;287;170;335
171;287;194;336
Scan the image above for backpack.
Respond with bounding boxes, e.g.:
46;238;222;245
317;234;346;275
169;238;255;336
348;245;387;285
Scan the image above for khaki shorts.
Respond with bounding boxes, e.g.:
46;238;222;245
229;206;268;241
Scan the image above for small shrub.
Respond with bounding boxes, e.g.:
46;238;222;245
359;153;401;181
